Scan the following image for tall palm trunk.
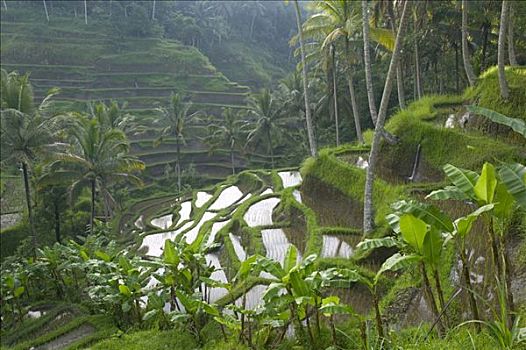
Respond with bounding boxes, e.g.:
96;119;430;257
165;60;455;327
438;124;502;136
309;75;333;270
362;0;378;126
363;0;409;234
43;0;49;22
345;40;364;144
387;2;406;109
331;45;340;146
498;0;510;99
90;178;96;235
293;0;317;157
84;0;87;25
414;39;423;99
176;136;181;192
461;0;477;86
22;162;37;255
151;0;156;20
507;3;517;66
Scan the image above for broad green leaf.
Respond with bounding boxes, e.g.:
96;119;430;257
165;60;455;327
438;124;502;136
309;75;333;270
95;250;111;262
331;269;371;289
322;296;340;306
142;309;159;321
386;213;401;233
493;183;515;219
399;214;428;254
356;237;400;253
426;186;469;201
118;284;132;297
375;253;421;284
369;26;395;51
443;164;479;199
422;228;443;268
284;245;298;273
234;255;257;282
163;240;179;265
454;204;495;238
255;256;285;280
289;270;310;297
319;302;355;316
79;250;89;261
14;286;25;298
467;105;526;137
200;302;220;316
118;256;133;272
499;163;526;208
392;200;454;233
474;163;497;204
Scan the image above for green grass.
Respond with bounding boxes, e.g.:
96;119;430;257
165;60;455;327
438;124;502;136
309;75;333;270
87;329;198;350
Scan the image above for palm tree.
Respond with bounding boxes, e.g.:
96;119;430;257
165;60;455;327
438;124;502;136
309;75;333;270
207;108;247;175
363;0;410;234
0;69;59;253
43;0;50;22
362;0;377;125
246;89;286;169
498;1;510;99
155;93;200;192
293;0;317;157
508;3;517;66
302;0;364;143
461;0;477;86
45;115;144;235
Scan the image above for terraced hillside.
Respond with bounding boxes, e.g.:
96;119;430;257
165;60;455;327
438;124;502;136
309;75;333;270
0;15;258;183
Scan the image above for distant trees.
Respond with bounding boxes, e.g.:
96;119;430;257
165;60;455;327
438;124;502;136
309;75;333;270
498;1;510;99
461;0;477;86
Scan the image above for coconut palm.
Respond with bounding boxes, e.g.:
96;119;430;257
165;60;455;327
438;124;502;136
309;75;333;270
498;1;510;99
0;69;60;253
206;108;248;175
246;89;287;169
363;0;410;234
44;115;144;235
292;0;317;157
461;0;477;87
362;0;378;125
155;93;200;192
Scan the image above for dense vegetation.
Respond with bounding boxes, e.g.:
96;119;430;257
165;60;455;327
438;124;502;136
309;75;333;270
1;1;525;350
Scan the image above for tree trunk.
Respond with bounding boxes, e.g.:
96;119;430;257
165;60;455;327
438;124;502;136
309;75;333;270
267;129;274;169
43;0;49;22
421;263;444;337
176;136;181;192
480;23;489;73
455;43;460;93
22;162;37;255
332;46;340;146
54;201;60;243
293;0;317;157
433;269;448;328
372;290;384;338
363;1;409;234
387;2;406;109
344;39;363;144
507;2;517;66
90;179;96;235
152;0;156;20
109;0;112;16
230;147;235;175
462;0;477;86
362;0;378;126
84;0;87;25
414;39;423;99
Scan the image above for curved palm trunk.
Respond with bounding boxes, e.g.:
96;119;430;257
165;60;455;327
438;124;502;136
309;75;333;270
344;39;363;144
508;3;517;66
176;136;181;192
84;0;87;24
387;2;406;109
293;0;317;157
151;0;156;20
498;0;510;99
90;178;96;235
22;162;37;255
332;46;340;147
362;0;378;126
363;1;409;234
461;0;477;86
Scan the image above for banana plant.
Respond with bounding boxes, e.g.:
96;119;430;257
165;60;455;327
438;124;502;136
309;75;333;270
1;273;26;327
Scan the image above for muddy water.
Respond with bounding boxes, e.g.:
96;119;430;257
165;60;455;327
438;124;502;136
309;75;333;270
150;214;173;229
321;235;362;259
301;176;362;228
261;229;301;265
195;191;213;208
183;212;216;244
278;171;302;188
244;198;280;227
209;186;244;210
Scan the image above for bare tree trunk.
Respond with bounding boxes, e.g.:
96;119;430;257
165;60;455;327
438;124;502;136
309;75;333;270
455;43;460;93
414;39;423;99
498;0;510;99
152;0;156;20
293;0;317;157
462;0;477;86
345;39;363;144
109;0;112;16
362;0;377;125
43;0;50;22
22;162;37;256
84;0;88;25
331;46;340;147
507;3;517;66
363;0;409;234
388;2;405;109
